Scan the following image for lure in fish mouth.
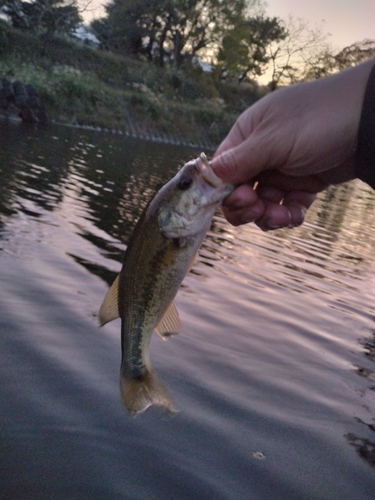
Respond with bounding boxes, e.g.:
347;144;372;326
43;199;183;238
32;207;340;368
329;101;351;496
98;153;234;415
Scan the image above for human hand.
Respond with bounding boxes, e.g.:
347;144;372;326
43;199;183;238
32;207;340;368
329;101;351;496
211;59;374;230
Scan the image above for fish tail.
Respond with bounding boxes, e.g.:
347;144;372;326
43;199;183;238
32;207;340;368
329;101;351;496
120;369;177;416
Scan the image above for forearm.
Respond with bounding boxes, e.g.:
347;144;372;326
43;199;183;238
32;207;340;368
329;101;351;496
355;60;375;188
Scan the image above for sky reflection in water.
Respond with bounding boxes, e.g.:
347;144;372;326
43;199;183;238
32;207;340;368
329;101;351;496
1;120;375;499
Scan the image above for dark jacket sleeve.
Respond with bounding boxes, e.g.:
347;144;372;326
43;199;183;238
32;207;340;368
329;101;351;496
355;63;375;188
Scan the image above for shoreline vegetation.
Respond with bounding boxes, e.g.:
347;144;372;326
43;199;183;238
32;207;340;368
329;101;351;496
0;23;266;149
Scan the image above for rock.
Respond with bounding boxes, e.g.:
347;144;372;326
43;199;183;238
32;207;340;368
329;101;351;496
0;77;49;123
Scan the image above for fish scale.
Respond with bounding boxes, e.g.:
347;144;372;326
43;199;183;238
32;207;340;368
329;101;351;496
99;153;234;415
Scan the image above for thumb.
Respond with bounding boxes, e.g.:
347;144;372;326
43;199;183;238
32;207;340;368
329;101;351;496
210;137;266;184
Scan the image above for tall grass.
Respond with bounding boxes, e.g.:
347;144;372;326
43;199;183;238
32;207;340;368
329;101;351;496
0;23;264;146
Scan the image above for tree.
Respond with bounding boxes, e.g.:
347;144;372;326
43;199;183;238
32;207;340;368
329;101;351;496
1;0;82;37
266;16;331;90
91;0;161;57
304;39;375;80
217;16;287;82
91;0;260;68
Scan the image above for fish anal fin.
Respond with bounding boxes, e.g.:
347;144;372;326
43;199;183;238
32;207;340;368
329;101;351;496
98;275;120;327
155;300;181;339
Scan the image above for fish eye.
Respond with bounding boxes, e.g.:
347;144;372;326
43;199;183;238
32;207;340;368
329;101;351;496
178;176;193;190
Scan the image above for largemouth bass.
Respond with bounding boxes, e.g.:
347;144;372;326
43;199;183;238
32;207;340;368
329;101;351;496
98;153;233;415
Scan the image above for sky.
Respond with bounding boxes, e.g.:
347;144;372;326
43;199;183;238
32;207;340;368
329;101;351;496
86;0;375;51
266;0;375;50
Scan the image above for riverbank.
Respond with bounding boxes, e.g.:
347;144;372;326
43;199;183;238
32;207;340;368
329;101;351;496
0;23;265;147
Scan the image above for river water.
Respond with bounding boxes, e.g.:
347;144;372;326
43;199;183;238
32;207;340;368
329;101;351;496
1;119;375;500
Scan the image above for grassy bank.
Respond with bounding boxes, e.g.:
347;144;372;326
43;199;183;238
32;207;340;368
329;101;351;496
0;23;266;147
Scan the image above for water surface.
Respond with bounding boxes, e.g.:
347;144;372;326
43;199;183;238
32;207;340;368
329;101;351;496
1;120;375;499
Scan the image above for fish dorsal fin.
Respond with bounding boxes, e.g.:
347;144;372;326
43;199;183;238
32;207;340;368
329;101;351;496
155;301;181;339
98;275;120;327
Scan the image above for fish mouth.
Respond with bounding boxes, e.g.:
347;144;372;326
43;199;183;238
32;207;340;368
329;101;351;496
196;153;223;188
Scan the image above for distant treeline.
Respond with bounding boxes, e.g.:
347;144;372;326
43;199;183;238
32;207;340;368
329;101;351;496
0;1;374;146
1;0;375;90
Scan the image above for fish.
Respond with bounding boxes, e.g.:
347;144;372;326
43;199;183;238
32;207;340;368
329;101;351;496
98;153;234;415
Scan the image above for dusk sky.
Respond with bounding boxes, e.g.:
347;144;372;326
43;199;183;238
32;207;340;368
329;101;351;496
266;0;375;49
86;0;375;51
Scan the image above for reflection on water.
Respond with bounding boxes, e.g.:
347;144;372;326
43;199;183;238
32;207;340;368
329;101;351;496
348;327;375;466
1;119;375;499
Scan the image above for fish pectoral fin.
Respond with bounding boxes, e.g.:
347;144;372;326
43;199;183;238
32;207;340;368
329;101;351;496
98;275;120;327
155;301;181;339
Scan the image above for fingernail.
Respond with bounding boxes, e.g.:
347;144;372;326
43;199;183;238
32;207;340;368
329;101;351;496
266;219;282;229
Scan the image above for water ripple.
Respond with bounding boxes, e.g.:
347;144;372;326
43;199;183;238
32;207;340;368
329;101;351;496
1;121;375;498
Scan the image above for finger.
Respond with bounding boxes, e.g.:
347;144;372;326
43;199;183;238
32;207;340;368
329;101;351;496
255;185;285;204
252;185;288;230
211;136;266;184
255;191;316;231
222;185;291;228
221;184;265;226
256;170;327;193
222;184;258;210
282;191;317;227
254;203;291;231
221;201;265;226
